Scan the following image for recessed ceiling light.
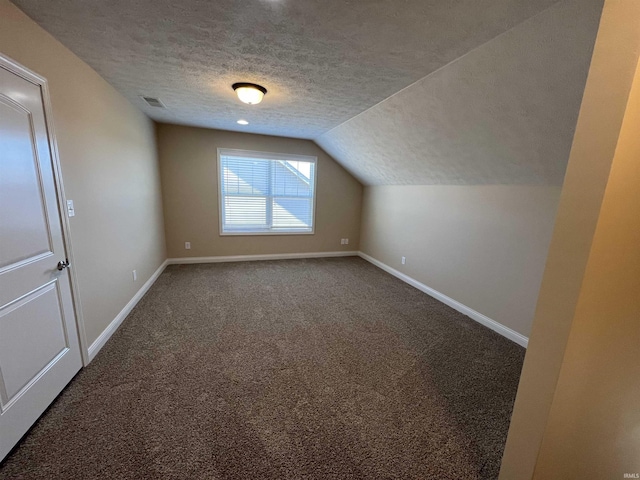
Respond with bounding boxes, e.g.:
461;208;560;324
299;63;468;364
237;119;249;125
232;83;267;105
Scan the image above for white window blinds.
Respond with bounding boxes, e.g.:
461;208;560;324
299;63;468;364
218;149;317;235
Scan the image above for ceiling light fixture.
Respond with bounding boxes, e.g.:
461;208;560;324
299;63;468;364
232;83;267;105
237;119;249;125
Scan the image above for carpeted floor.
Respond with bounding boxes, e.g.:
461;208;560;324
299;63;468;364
0;257;525;479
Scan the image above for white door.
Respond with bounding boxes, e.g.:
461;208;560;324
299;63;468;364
0;56;82;461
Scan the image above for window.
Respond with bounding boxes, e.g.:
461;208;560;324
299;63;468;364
217;149;317;235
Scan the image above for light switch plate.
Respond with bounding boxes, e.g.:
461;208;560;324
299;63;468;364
66;199;75;217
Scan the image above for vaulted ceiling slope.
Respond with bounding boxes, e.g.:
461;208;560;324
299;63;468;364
13;0;559;139
316;0;604;185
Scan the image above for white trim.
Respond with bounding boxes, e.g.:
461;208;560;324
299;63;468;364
218;231;315;237
87;260;169;362
168;251;358;265
358;252;529;348
217;148;318;164
87;250;526;363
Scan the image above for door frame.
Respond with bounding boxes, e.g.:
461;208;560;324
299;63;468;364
0;53;90;365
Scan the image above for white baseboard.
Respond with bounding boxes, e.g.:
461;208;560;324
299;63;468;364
87;259;169;363
167;251;359;265
86;251;526;364
357;252;529;348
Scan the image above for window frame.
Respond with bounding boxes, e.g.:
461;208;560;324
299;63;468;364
216;148;318;236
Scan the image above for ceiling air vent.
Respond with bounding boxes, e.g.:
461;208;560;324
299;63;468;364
141;96;165;108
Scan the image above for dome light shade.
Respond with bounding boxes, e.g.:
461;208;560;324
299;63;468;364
232;83;267;105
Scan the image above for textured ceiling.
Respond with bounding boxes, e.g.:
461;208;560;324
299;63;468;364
12;0;559;139
317;0;603;185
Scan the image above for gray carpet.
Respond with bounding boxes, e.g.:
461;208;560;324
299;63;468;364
0;257;525;479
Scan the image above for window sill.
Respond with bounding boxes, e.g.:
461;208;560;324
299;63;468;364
219;231;315;237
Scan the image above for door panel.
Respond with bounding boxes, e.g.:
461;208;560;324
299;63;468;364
0;58;82;461
0;96;52;269
0;282;69;405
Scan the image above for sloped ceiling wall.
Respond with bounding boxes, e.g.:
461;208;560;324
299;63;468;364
11;0;560;139
316;0;604;186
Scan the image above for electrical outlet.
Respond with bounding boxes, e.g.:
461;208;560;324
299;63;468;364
340;238;345;245
185;242;191;250
345;238;349;245
132;270;137;281
401;256;406;265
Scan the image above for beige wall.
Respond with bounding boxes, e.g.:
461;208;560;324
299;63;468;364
500;0;640;477
0;1;166;349
157;124;362;258
533;49;640;480
360;185;560;337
